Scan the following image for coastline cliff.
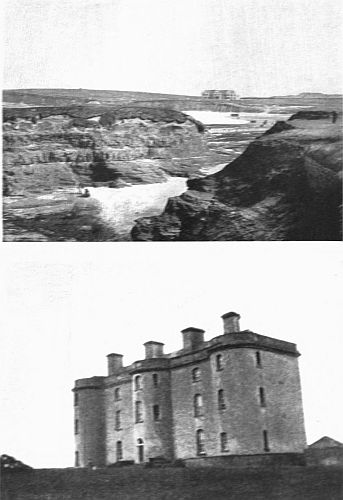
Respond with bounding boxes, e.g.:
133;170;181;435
3;106;212;196
3;105;221;241
132;113;342;241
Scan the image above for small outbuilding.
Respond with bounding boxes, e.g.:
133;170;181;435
305;436;343;466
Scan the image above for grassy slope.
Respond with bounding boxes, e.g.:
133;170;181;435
4;89;341;114
2;466;343;500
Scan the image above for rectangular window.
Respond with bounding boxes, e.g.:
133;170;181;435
216;354;223;371
218;389;226;410
153;404;160;421
75;451;80;467
116;441;123;461
196;429;205;455
74;392;79;406
74;419;79;435
256;351;262;367
152;374;159;387
194;394;203;417
135;375;142;391
115;410;121;430
259;387;266;407
135;401;143;423
114;388;121;401
192;368;201;382
263;430;270;452
220;432;229;452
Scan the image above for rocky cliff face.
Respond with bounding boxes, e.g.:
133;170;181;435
3;106;212;196
132;114;342;241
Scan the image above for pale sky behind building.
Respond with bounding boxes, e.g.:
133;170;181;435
3;0;343;96
0;243;342;467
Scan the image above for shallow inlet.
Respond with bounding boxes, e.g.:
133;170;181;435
183;110;250;125
86;177;188;235
86;162;227;237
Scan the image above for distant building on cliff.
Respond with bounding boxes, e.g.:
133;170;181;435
202;89;238;100
73;312;307;467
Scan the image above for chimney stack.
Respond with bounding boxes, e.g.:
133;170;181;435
221;312;240;334
107;353;123;375
182;327;205;351
144;341;164;359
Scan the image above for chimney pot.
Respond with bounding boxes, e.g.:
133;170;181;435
181;327;205;351
107;353;123;375
144;341;164;359
221;312;241;333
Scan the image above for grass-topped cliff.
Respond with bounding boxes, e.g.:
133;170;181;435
3;105;210;196
3;104;217;241
132;112;342;241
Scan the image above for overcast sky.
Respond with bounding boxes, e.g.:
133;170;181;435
3;0;342;96
0;243;342;468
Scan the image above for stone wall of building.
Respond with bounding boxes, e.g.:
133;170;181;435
131;368;174;462
170;346;306;459
305;447;343;466
259;350;307;453
171;357;212;459
105;378;134;464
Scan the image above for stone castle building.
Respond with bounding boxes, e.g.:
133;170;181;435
73;312;307;467
202;89;238;100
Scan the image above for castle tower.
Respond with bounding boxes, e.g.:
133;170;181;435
73;377;106;467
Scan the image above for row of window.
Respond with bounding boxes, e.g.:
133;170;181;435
134;401;161;423
74;388;267;433
116;439;144;462
196;430;229;454
125;352;263;401
74;404;148;434
75;439;144;466
116;438;144;462
73;374;160;409
192;351;262;382
115;374;159;397
131;350;263;395
193;387;266;417
74;353;264;407
195;429;270;455
115;402;161;428
75;429;270;466
122;387;261;426
115;403;161;429
193;392;224;416
126;386;265;428
133;373;159;392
